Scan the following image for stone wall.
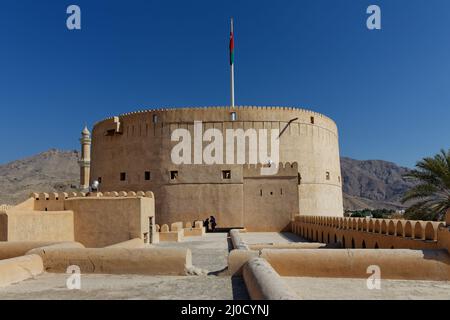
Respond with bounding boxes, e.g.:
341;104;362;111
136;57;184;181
292;215;446;250
243;163;299;231
0;196;74;242
90;106;344;228
65;196;154;248
0;191;155;247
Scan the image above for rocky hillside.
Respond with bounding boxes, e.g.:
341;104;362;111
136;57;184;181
0;150;415;211
341;157;415;211
0;149;80;205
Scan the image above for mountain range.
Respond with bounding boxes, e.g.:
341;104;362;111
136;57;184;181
341;157;415;211
0;149;415;211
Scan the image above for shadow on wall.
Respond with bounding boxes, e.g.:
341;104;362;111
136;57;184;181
422;249;450;266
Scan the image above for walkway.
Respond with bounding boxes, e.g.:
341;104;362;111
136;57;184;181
153;232;231;273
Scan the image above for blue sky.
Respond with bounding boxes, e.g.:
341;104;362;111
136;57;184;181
0;0;449;167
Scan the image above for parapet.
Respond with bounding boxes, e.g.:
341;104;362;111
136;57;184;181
243;257;298;300
0;254;44;287
293;215;447;249
158;222;184;242
23;191;154;213
29;191;154;200
243;162;299;178
0;205;13;214
30;192;76;200
296;215;445;239
93;106;337;131
100;191;154;198
27;247;192;276
260;248;450;281
157;220;205;242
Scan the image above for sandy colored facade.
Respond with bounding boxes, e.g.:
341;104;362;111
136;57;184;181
89;106;344;230
0;192;156;247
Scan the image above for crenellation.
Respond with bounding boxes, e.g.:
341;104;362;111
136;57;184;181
89;106;343;229
93;106;338;129
0;204;13;214
294;215;447;250
145;191;154;198
48;193;58;200
40;193;49;200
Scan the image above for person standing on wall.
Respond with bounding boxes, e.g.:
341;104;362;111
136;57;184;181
210;216;217;232
203;217;210;232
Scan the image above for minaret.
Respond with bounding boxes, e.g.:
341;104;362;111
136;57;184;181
79;125;91;191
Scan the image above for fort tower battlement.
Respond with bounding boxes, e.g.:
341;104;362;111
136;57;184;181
87;106;343;230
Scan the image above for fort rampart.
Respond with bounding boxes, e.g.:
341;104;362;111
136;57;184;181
291;215;446;250
90;106;344;229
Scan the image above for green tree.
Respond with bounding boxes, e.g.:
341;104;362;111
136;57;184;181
401;149;450;221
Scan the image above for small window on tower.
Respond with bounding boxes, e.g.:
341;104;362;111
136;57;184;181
153;114;158;124
170;171;178;180
120;172;126;181
326;172;330;180
145;171;151;181
310;116;315;124
222;170;231;179
230;112;237;121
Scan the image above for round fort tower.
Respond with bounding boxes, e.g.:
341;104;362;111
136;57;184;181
90;106;344;231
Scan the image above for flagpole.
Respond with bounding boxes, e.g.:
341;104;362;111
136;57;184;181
230;18;235;109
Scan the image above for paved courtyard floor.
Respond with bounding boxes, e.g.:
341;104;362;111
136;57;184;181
153;232;231;273
284;277;450;300
0;273;249;300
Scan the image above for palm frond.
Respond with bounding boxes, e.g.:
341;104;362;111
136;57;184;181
402;149;450;221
